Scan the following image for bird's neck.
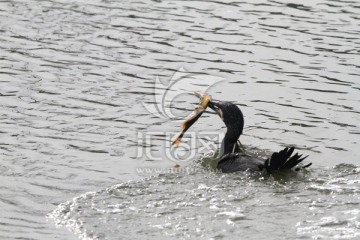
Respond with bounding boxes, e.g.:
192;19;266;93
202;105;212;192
222;124;241;155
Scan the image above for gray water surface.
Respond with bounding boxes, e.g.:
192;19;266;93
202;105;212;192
51;164;360;239
0;0;359;239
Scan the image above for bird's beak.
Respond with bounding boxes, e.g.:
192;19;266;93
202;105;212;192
208;101;224;120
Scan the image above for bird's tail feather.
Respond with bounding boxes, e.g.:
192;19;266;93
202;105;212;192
264;147;311;173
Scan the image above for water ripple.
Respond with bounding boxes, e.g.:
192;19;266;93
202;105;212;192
49;164;360;240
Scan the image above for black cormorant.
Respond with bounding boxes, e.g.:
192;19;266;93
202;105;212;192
208;101;312;173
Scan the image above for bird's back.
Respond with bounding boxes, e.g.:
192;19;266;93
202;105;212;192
217;153;264;173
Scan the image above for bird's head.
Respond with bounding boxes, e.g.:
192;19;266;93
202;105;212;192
208;101;244;143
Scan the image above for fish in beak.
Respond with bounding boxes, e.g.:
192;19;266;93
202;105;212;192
171;92;212;147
